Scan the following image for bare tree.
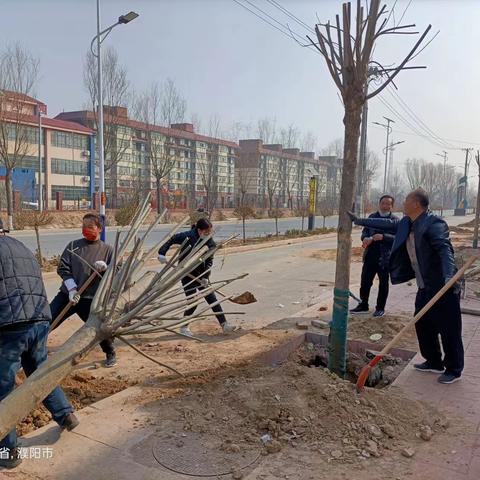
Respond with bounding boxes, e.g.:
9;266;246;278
308;0;432;376
405;158;426;190
190;113;202;133
0;43;40;230
284;160;298;210
197;152;219;215
161;78;186;127
387;168;406;204
301;131;317;152
278;124;300;148
207;113;223;138
257;117;277;144
135;82;176;213
84;47;131;179
265;161;282;211
320;138;343;157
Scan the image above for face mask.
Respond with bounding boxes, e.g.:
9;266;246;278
379;211;390;217
82;227;98;242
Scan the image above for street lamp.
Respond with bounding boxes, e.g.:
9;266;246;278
373;117;395;192
90;1;138;240
436;150;448;217
384;139;405;190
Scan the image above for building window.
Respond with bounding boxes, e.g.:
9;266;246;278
12;155;45;172
51;158;89;175
51;185;89;200
51;131;89;150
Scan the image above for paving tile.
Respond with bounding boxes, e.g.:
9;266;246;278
410;460;469;480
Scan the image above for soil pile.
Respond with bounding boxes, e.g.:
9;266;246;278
155;361;448;463
17;370;131;436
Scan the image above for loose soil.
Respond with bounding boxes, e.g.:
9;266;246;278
140;358;451;478
16;370;132;436
309;246;363;262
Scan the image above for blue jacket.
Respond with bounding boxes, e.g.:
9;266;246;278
0;235;51;328
354;210;457;292
158;228;215;279
361;211;398;269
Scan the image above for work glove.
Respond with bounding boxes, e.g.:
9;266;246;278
347;211;358;223
199;278;209;288
94;260;108;272
68;289;81;305
158;254;168;264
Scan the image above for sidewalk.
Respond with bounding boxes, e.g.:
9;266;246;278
387;282;480;479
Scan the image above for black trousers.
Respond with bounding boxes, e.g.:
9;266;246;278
359;255;390;310
49;292;115;356
415;288;464;376
181;277;226;325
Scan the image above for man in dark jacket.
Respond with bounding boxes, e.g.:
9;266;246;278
349;188;463;384
158;218;235;337
0;220;78;470
350;195;397;317
50;213;116;367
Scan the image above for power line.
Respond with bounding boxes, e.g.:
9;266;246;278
264;0;315;34
385;85;456;150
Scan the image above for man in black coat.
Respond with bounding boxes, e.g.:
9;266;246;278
158;218;235;337
349;188;463;384
0;220;78;470
350;195;398;317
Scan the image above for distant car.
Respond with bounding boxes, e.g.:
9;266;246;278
22;201;39;209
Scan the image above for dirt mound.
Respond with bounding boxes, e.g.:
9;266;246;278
152;361;448;464
348;314;418;349
17;370;131;436
310;247;363;262
458;218;476;228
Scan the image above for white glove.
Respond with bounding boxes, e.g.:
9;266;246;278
68;289;81;305
158;254;168;264
94;260;108;272
199;278;209;288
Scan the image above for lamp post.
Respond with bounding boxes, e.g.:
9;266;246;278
373;117;394;192
91;1;138;240
436;150;448;217
385;139;405;189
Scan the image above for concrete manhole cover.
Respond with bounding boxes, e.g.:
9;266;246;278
152;431;261;477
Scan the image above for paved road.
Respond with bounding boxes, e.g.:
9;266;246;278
45;234;362;339
9;211;475;257
12;215;341;257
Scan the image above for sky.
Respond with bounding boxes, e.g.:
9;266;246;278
2;0;480;186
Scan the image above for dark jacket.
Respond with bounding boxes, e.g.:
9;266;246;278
57;238;113;299
0;235;51;328
158;228;215;279
355;210;457;292
361;211;398;269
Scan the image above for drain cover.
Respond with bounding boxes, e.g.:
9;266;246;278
152;431;260;477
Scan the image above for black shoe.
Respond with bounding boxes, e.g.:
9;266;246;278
350;304;369;314
373;309;385;318
61;412;79;431
413;361;444;374
438;372;461;384
104;352;117;368
0;447;22;469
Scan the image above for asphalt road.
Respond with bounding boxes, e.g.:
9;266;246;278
12;215;341;257
11;211;475;257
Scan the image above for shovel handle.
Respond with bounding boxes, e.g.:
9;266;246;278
371;254;479;364
49;271;98;332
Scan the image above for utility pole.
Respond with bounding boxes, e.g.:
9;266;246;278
386;139;405;189
435;150;447;217
373;117;394;192
462;148;473;211
473;150;480;248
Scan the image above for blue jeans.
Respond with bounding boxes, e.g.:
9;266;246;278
0;321;73;450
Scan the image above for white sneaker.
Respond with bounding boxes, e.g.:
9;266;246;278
222;322;237;334
180;325;194;337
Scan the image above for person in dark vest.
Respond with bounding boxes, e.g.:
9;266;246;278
158;218;236;337
348;189;463;384
50;213;116;367
350;195;398;317
0;220;78;470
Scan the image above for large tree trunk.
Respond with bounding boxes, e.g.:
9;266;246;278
0;320;101;440
328;105;362;377
5;169;14;231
